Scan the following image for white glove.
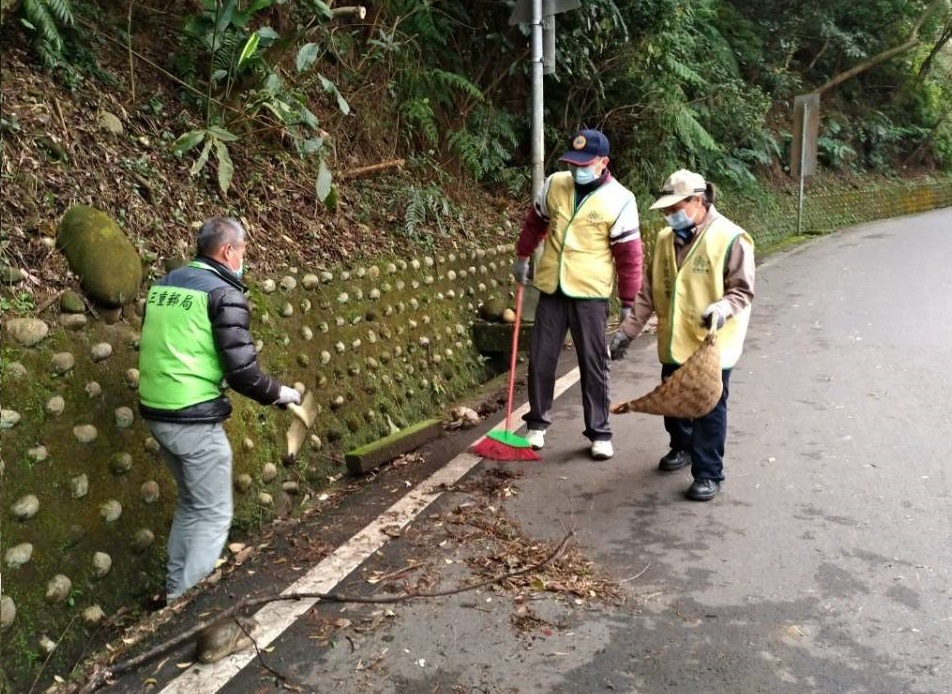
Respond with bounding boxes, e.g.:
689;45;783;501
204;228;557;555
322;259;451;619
274;385;302;407
701;303;727;330
512;257;531;285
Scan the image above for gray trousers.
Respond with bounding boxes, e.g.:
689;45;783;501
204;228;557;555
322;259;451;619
523;291;612;441
147;420;233;600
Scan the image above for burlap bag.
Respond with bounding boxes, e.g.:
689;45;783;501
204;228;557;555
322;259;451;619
611;329;722;419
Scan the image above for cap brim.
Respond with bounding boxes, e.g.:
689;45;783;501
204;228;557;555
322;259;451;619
649;193;690;210
559;151;598;166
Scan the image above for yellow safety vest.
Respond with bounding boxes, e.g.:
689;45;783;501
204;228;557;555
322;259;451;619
533;172;635;299
652;216;752;368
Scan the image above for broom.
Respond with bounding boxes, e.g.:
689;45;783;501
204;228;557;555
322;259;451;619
470;283;540;461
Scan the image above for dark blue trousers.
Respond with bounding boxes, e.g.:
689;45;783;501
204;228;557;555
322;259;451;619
661;364;732;482
523;291;611;441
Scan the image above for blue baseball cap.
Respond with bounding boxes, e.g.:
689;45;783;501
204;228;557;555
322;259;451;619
559;129;610;165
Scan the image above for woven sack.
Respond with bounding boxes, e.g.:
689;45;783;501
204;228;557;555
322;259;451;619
611;329;722;419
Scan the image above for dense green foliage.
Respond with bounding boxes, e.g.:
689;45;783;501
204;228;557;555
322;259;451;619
8;0;952;201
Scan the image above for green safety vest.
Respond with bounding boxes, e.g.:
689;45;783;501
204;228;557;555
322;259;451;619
138;263;224;410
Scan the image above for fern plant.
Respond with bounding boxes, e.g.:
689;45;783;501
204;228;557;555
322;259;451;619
20;0;74;67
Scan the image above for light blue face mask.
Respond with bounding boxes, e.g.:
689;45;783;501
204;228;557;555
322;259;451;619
233;260;244;279
571;164;600;185
664;209;695;231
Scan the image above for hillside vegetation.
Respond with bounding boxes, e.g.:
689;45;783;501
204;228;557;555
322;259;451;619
1;0;951;313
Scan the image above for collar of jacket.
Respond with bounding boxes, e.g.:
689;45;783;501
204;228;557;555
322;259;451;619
194;255;247;292
573;170;612;198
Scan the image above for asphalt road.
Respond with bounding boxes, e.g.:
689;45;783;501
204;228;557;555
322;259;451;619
105;208;951;694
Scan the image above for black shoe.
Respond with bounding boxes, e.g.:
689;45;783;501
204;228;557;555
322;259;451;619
658;449;691;471
686;478;720;501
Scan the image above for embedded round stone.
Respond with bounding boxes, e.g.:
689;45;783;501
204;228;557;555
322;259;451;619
367;266;380;280
258;492;273;506
109;452;133;475
144;436;160;454
74;424;98;443
260;279;277;294
320;271;333;283
45;396;65;416
51;352;76;374
100;500;122;522
5;317;49;346
45;574;72;604
280;302;293;317
27;445;49;463
11;494;39;520
369;288;381;300
281;481;300;494
301;273;320;289
114;407;134;429
301;326;313;341
82;605;106;625
242;438;254;451
60;314;88;330
85;381;102;398
90;342;113;362
125;368;140;388
279;276;296;292
39;635;57;654
337;292;349;303
70;475;89;499
132;528;155;552
261;462;277;483
91;552;112;578
140;480;160;503
0;410;20;429
5;362;27;380
235;474;253;493
60;289;86;313
299;298;311;313
309;434;322;450
5;543;33;569
0;595;15;632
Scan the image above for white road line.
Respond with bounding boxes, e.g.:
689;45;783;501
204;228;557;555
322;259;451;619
159;367;582;694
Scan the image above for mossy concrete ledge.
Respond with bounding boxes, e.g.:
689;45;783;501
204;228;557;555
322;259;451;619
472;322;533;354
345;418;443;475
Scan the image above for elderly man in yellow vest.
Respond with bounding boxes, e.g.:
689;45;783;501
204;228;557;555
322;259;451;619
513;128;643;460
610;169;755;500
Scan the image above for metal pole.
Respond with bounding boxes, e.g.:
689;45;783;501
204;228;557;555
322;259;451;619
797;100;809;235
530;0;544;196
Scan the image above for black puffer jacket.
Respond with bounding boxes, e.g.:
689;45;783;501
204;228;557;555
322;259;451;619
138;256;282;423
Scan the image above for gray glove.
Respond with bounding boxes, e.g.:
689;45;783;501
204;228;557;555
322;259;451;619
609;331;632;360
274;385;302;407
512;257;531;285
701;303;727;330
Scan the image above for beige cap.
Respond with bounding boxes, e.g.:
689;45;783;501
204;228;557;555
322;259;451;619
649;169;707;210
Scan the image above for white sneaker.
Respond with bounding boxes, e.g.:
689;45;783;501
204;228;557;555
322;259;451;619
524;429;546;450
590;440;614;460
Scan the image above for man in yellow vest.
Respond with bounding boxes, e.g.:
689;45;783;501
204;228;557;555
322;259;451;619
513;128;643;460
609;170;755;500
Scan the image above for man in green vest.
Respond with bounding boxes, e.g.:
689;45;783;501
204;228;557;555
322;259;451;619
138;217;301;600
513;128;644;460
609;170;755;500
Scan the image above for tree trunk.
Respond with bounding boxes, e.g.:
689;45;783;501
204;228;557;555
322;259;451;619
814;0;947;95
